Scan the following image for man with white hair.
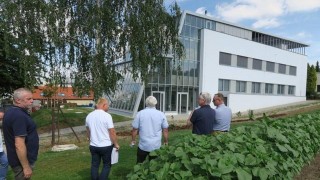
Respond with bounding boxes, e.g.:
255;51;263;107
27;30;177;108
131;96;169;163
3;88;39;180
190;92;215;135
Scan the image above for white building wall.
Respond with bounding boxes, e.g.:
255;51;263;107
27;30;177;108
200;29;307;112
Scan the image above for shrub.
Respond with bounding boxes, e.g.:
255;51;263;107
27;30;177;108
127;112;320;179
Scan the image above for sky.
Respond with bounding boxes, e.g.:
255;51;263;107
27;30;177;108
165;0;320;64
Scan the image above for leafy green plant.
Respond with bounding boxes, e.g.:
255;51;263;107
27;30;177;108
127;111;320;179
248;109;255;120
236;111;242;118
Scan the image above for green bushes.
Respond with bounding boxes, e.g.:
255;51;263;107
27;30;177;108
127;112;320;179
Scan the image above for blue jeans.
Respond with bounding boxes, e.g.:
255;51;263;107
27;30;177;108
89;145;113;180
0;152;8;180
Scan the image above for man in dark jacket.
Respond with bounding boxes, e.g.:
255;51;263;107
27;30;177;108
190;92;215;135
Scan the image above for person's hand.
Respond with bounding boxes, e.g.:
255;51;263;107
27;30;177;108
130;141;135;147
23;166;33;179
114;144;120;151
164;142;168;146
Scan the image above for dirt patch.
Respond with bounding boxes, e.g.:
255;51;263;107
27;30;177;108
294;153;320;180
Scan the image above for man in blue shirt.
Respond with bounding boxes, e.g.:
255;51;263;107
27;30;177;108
190;92;215;135
212;93;232;132
3;88;39;180
131;96;169;163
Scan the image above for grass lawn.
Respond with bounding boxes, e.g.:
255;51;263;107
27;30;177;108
31;107;132;129
5;121;258;180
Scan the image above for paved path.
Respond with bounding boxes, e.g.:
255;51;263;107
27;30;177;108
39;121;132;138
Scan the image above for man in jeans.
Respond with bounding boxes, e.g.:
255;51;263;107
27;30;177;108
3;88;39;180
86;98;120;180
0;109;8;180
131;96;169;163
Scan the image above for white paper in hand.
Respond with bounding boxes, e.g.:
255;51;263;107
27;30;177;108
111;148;119;164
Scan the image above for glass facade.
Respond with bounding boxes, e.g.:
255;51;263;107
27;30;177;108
138;14;214;113
108;63;143;113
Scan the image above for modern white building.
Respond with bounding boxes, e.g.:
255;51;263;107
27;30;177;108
108;11;308;117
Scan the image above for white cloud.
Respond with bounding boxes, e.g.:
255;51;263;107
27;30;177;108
216;0;285;23
195;7;214;17
286;0;320;12
215;0;320;29
296;32;312;39
252;18;281;29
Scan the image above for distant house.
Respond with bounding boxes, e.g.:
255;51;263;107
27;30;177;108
32;86;94;106
317;73;320;94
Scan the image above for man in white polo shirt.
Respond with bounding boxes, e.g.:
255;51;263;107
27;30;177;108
86;98;119;180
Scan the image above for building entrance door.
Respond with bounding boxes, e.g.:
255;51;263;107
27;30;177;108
151;91;165;112
177;92;188;114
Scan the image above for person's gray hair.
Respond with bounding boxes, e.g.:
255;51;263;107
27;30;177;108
199;92;212;105
145;96;157;108
13;88;31;101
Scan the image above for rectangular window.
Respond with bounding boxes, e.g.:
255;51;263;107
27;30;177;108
278;64;286;74
252;59;262;70
289;66;297;75
288;86;295;95
318;85;320;93
236;81;246;93
237;56;248;68
219;52;232;66
266;61;275;72
265;83;274;94
277;85;285;95
218;79;230;91
251;82;261;93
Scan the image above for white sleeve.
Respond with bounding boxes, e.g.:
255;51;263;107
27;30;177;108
106;113;114;129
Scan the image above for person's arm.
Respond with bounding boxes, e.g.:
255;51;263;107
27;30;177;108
189;110;197;124
187;110;194;126
15;137;32;179
162;128;168;145
109;128;120;150
131;112;140;146
86;127;90;141
131;128;138;145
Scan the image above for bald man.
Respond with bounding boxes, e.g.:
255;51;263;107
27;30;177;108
86;98;119;180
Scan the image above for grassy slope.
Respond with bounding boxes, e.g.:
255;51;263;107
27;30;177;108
31;107;132;129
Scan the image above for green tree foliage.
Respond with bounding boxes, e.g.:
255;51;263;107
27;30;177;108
0;32;25;96
316;61;320;72
306;64;317;97
0;0;183;99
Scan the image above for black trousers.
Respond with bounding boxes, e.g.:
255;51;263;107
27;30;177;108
137;147;157;164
